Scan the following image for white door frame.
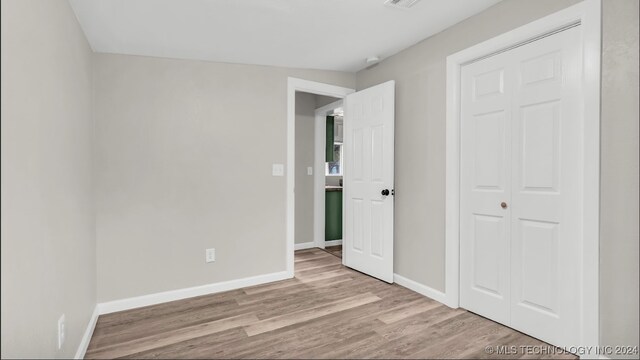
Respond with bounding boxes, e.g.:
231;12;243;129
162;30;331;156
287;78;354;277
313;100;345;251
444;0;601;348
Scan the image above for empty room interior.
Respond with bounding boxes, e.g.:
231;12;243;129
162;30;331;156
2;0;639;359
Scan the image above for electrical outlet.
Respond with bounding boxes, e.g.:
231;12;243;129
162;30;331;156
205;248;216;263
57;314;66;349
307;166;313;175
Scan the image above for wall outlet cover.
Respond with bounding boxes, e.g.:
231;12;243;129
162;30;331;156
57;314;66;349
307;166;313;175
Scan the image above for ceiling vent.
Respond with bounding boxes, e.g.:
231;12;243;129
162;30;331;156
384;0;421;9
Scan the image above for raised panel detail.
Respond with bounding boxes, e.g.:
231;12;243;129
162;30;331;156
371;201;383;257
520;101;560;191
352;128;364;181
472;214;504;296
473;111;506;190
352;199;364;252
473;68;504;100
521;51;561;86
518;219;558;315
371;125;384;182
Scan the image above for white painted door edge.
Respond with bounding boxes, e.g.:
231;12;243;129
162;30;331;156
287;78;354;277
445;0;600;348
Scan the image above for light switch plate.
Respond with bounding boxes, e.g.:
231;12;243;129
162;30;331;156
272;163;284;176
307;167;313;175
205;248;215;263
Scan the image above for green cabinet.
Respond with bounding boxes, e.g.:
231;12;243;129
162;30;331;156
325;190;342;241
326;116;334;162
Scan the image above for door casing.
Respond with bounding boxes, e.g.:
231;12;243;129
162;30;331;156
445;0;601;349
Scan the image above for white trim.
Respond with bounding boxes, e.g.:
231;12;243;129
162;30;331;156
97;271;289;314
324;239;343;247
74;305;99;359
314;100;345;250
445;0;600;348
294;241;316;251
287;77;354;277
578;0;601;349
393;274;451;307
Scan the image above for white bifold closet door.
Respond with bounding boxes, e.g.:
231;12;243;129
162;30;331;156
460;25;583;348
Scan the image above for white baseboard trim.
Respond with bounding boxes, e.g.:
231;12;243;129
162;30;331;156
74;305;99;359
325;239;342;246
97;271;290;315
294;241;316;250
394;273;454;308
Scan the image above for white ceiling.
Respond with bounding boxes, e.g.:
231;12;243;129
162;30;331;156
69;0;501;72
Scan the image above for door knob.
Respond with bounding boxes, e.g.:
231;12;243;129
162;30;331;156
501;202;508;209
381;189;390;196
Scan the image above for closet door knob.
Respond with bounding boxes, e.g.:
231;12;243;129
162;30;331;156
501;202;508;209
381;189;390;196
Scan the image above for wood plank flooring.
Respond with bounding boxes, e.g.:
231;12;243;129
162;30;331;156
85;249;575;359
323;244;342;259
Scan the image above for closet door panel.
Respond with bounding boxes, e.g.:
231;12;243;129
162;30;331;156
459;52;512;326
509;26;583;347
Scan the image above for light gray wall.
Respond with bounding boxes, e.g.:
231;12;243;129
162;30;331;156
94;53;355;301
0;0;96;358
295;92;316;245
356;0;639;354
600;0;639;357
316;95;341;109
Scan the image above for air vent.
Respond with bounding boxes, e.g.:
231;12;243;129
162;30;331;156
384;0;421;9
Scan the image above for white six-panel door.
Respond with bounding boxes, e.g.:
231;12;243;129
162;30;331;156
344;81;395;283
460;47;513;325
460;26;583;348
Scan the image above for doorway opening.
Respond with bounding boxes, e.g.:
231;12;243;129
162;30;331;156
294;92;345;262
286;78;354;277
315;101;345;260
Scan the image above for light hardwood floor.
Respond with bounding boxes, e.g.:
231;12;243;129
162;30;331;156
323;244;342;259
86;249;575;359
